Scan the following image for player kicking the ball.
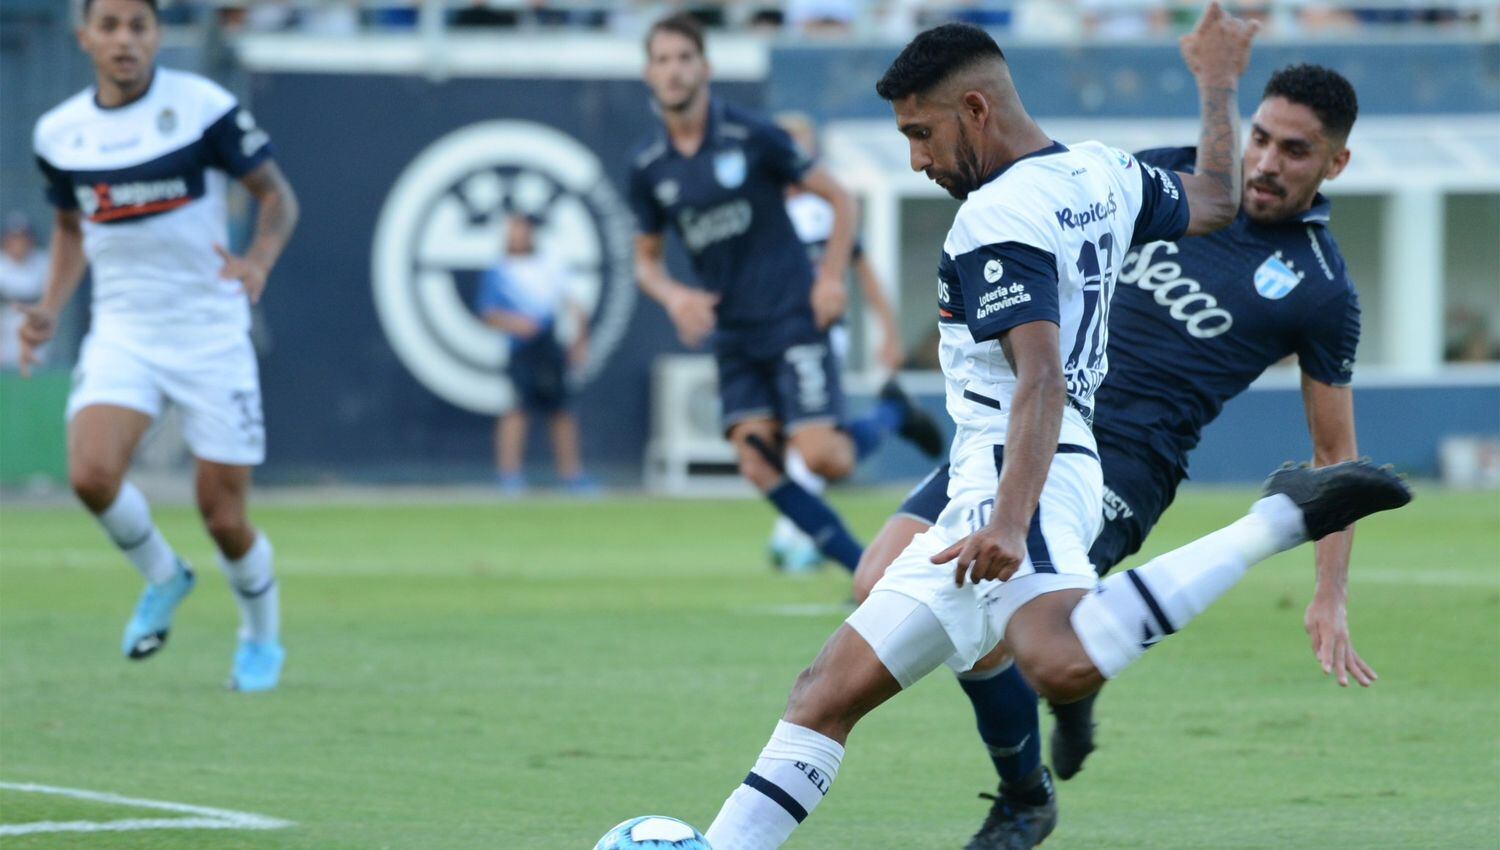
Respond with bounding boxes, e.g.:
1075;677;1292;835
851;63;1373;849
701;9;1408;849
22;0;299;691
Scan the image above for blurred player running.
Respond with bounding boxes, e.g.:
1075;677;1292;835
851;63;1373;849
22;0;299;691
701;10;1408;850
628;13;942;575
767;112;910;572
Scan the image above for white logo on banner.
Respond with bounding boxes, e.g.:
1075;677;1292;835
371;121;635;414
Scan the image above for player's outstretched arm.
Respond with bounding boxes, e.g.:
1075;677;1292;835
633;232;717;347
16;209;87;378
932;321;1064;585
798;167;857;329
218;160;300;305
1300;372;1376;687
1177;1;1258;236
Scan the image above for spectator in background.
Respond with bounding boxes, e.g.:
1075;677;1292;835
0;213;48;371
452;0;523;28
1445;304;1500;362
477;214;597;496
787;0;857;35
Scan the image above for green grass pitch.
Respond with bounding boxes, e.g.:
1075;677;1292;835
1;485;1496;848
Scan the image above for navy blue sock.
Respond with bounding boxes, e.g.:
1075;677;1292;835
957;664;1045;799
846;400;904;461
765;479;862;572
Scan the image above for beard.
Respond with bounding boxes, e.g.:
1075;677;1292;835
1243;171;1321;224
930;124;985;201
655;81;702;115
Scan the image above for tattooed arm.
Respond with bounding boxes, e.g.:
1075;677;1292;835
1176;2;1259;236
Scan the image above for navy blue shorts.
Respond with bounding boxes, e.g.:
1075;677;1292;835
897;463;951;524
714;321;846;434
507;336;569;414
894;443;1182;576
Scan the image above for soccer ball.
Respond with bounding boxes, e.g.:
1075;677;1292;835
594;816;712;850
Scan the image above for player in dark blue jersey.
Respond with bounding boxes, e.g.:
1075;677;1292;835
628;14;941;574
851;64;1370;849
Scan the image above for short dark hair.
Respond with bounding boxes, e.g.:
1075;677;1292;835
645;12;705;58
876;23;1005;102
1262;64;1359;142
83;0;159;18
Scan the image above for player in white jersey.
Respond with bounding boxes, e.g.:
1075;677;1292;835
702;8;1409;848
19;0;300;691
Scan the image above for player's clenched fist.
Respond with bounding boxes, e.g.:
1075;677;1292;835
665;286;719;348
1180;1;1259;86
15;304;56;378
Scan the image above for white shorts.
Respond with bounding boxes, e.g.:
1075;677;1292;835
67;328;265;466
848;443;1104;678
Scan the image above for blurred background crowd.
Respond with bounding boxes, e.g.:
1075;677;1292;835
1;0;1495;39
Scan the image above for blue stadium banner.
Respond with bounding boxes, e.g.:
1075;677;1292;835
248;73;765;482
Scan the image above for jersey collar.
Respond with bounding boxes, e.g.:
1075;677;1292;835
1298;193;1332;224
979;140;1069;188
93;67;158;112
654;95;721;160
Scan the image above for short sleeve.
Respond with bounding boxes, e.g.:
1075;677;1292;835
627;164;664;235
1296;283;1361;387
202;104;273;177
757;121;812;186
475;268;516;315
953;241;1059;342
1131;160;1190;246
35;155;77;210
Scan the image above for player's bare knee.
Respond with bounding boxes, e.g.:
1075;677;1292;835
69;460;122;513
792;435;852;481
1020;653;1101;704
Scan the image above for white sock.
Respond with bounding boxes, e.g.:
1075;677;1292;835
705;721;844;850
217;533;279;643
785;449;825;496
1071;494;1307;678
96;482;179;585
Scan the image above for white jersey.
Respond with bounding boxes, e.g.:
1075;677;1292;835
33;68;274;334
935;140;1190;467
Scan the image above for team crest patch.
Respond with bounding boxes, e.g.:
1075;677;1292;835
983;259;1004;283
655;179;679;206
713;148;747;189
1253;251;1304;300
157;108;176;135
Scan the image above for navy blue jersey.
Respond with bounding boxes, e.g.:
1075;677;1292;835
627;99;816;329
1095;146;1361;480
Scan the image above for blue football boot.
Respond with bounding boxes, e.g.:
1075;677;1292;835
121;561;195;660
229;639;285;693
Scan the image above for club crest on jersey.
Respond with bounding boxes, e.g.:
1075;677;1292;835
371;120;636;416
1253;251;1304;300
654;179;679;206
713;148;746;189
983;259;1004;283
157;108;177;135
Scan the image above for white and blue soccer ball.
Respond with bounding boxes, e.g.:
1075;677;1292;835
594;816;712;850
